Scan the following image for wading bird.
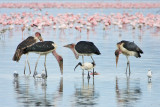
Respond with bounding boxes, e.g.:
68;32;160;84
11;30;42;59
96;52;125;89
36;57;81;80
13;71;19;78
23;41;63;77
64;41;101;63
13;32;43;74
74;62;95;79
147;70;152;82
115;40;143;74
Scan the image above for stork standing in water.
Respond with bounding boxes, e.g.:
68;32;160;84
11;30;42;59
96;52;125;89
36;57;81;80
64;41;100;63
115;40;143;74
74;62;95;79
23;41;63;77
13;32;43;74
64;41;100;75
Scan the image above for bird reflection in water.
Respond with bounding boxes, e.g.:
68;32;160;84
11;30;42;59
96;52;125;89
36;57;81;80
115;76;142;107
73;78;99;106
13;77;63;106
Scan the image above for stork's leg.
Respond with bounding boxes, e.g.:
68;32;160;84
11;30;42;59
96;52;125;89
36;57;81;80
33;55;41;77
126;56;129;74
93;68;94;78
91;56;95;63
26;54;31;74
82;56;84;76
93;76;95;86
129;62;131;75
24;55;27;74
87;71;90;79
44;55;47;77
126;62;128;74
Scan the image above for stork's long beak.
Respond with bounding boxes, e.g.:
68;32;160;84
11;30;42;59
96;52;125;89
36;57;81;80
74;63;81;71
59;58;63;75
115;49;120;68
116;55;119;67
63;44;70;48
52;50;63;75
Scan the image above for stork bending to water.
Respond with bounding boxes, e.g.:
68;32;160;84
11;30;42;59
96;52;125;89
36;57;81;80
23;41;63;77
115;40;143;74
13;32;43;74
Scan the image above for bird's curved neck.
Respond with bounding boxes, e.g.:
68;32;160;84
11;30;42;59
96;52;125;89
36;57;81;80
52;50;63;75
52;50;62;62
71;47;79;59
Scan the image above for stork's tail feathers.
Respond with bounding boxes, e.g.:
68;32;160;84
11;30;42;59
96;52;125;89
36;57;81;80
12;49;23;62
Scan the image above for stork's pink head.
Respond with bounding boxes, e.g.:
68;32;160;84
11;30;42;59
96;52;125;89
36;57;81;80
35;32;43;41
64;43;79;59
63;43;75;49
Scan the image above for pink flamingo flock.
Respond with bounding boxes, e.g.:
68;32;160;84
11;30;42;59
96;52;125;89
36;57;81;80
0;12;160;34
0;2;160;9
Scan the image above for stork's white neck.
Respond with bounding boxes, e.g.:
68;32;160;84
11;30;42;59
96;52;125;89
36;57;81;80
34;36;39;42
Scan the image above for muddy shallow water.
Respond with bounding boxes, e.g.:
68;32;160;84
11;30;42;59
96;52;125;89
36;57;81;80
0;7;160;107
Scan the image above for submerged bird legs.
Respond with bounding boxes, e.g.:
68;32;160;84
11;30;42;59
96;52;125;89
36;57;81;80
126;56;131;75
33;55;48;78
24;54;31;74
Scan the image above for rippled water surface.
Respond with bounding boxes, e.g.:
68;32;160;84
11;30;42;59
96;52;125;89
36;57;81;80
0;7;160;107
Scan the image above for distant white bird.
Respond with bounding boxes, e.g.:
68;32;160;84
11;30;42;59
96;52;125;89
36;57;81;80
147;70;152;82
13;71;19;78
74;62;96;79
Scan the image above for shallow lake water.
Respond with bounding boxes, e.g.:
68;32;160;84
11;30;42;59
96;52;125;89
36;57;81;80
0;7;160;107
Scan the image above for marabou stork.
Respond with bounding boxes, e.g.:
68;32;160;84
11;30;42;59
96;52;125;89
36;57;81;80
115;40;143;74
13;32;43;74
23;41;63;77
64;41;101;63
74;62;95;79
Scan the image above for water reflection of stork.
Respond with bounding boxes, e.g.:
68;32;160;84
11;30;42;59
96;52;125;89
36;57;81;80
73;78;99;106
115;76;142;107
13;77;63;106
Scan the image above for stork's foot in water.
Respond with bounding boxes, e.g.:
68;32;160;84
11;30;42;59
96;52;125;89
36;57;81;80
33;71;37;78
87;71;90;79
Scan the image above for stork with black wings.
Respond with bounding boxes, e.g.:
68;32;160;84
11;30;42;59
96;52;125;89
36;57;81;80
23;41;63;77
115;40;143;74
64;41;101;63
13;32;43;74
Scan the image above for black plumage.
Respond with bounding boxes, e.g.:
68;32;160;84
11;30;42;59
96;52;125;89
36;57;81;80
23;41;55;54
13;36;37;62
75;41;101;55
120;40;143;57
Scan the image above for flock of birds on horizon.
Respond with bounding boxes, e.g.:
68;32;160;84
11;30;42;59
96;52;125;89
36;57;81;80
0;12;160;39
12;32;152;83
